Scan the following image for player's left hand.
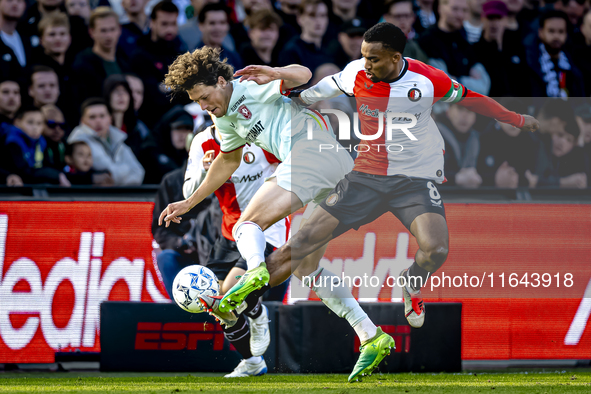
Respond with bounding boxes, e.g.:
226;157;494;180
234;65;278;85
521;115;539;132
159;199;191;227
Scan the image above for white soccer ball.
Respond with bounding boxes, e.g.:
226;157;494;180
172;265;220;313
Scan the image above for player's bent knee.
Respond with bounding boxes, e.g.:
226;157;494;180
424;245;448;270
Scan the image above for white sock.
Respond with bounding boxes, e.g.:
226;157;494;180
305;268;374;340
245;355;262;364
234;221;266;271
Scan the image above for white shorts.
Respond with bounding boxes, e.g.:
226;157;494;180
268;133;354;206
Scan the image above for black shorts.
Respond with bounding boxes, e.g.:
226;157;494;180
319;171;446;238
205;236;276;280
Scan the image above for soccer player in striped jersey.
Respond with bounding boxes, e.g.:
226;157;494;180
221;22;539;340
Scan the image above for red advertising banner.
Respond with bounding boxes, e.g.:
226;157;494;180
0;202;590;363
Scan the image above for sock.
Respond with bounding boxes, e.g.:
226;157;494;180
245;356;262;364
353;317;378;344
407;261;431;292
222;314;252;359
306;267;373;340
243;294;263;319
234;222;266;271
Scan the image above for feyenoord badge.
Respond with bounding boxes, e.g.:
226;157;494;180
325;193;339;206
243;151;255;164
408;88;422;102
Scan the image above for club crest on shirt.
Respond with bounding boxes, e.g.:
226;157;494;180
243;151;255;164
325;193;339;206
408;88;422;102
238;104;252;119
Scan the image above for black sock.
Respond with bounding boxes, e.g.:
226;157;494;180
407;261;431;292
222;314;252;359
250;284;270;299
243;295;262;319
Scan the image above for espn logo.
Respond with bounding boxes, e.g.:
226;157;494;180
354;325;411;353
135;322;234;351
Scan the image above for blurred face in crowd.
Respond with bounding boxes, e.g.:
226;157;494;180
122;0;147;16
200;10;229;47
447;104;477;133
65;0;90;22
562;0;585;26
15;111;45;140
0;81;21;118
191;0;218;15
539;17;567;54
467;0;486;17
41;25;72;56
0;0;26;21
298;2;329;40
384;1;415;36
417;0;434;10
482;14;507;42
29;71;60;107
552;129;575;157
187;77;232;117
503;0;524;15
125;75;144;111
439;0;469;32
538;115;566;135
279;0;302;15
243;0;271;14
110;85;131;114
581;11;591;45
67;143;93;172
332;0;360;12
42;109;66;142
338;32;363;59
249;23;279;52
361;41;400;82
90;16;121;52
151;10;178;41
38;0;63;12
82;104;112;138
171;127;192;150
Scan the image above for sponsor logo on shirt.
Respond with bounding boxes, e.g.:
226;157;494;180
238;104;252;119
230;95;246;112
231;171;263;183
359;104;380;118
245;120;264;142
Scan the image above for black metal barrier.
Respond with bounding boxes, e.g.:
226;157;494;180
100;301;461;373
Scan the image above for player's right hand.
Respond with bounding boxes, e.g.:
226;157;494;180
203;150;215;171
159;200;192;227
521;115;539;133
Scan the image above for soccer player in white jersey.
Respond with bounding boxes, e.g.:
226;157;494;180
219;22;539;345
159;47;395;381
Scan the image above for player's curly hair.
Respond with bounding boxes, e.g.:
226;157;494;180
164;47;234;94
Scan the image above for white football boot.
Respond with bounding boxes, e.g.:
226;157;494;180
400;269;425;328
248;304;271;357
224;357;268;378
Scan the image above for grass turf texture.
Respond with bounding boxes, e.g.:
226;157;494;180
1;371;590;393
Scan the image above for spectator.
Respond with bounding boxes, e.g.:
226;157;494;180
529;118;587;188
240;9;282;67
414;0;437;34
327;17;365;69
0;78;20;125
132;1;188;128
140;105;193;184
179;0;236;51
103;74;151;156
125;73;145;113
118;0;150;55
463;0;485;43
2;106;70;185
477;98;538;188
63;140;114;185
381;0;428;63
525;9;585;97
325;0;361;44
278;0;332;73
196;3;242;69
0;0;28;79
575;103;591;149
561;0;586;27
274;0;302;34
64;0;90;24
72;7;131;103
40;104;67;170
28;65;60;108
67;98;145;185
439;104;483;188
418;0;491;94
572;10;591;96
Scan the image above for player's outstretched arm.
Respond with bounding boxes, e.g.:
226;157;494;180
234;65;312;89
158;147;243;227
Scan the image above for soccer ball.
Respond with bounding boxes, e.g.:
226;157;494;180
172;265;220;313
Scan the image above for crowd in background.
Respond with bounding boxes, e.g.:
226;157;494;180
1;0;590;189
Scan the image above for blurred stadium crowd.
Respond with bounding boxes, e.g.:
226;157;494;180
1;0;590;189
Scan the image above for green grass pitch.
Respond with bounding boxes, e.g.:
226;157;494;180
1;370;590;393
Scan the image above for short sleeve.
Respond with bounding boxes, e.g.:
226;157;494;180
244;79;283;104
331;58;364;96
214;118;247;153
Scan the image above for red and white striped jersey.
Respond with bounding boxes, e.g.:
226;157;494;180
183;127;288;248
328;58;467;182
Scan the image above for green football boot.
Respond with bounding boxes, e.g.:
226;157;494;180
348;327;395;382
219;263;270;313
